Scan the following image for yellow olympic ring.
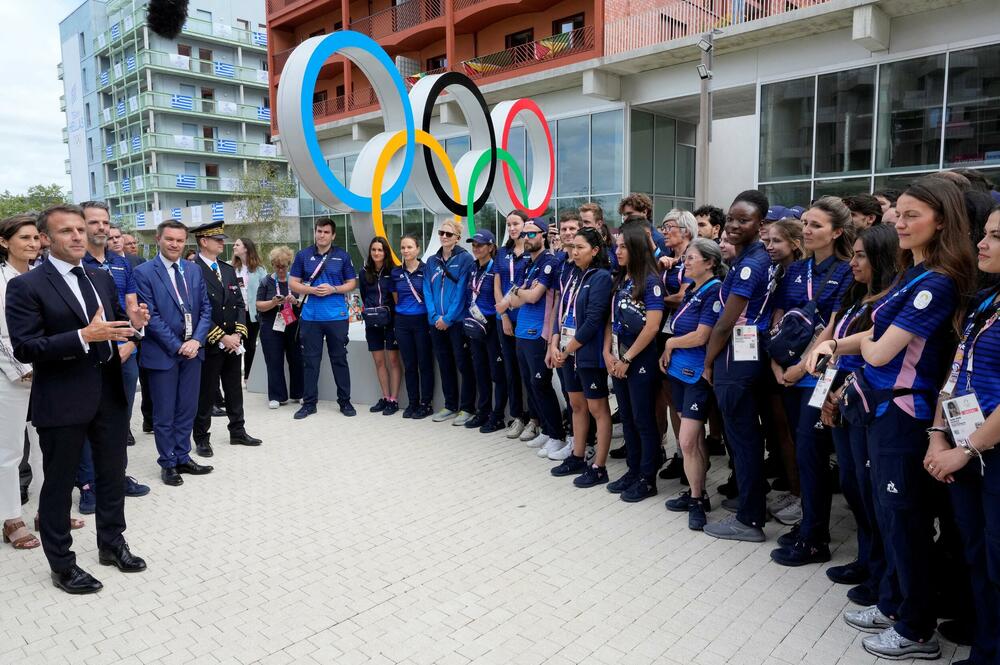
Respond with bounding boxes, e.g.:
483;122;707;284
372;129;462;266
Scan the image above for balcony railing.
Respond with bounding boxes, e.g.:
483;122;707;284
103;133;280;161
57;62;64;80
604;0;833;57
272;46;295;76
266;0;310;14
351;0;444;41
99;91;272;127
106;173;242;197
95;8;267;52
143;50;270;87
462;25;595;81
59;95;67;112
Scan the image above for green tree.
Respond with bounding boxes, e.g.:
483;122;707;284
234;161;296;244
0;184;71;219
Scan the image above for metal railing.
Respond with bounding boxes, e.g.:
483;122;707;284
57;63;64;80
103;133;280;160
266;0;310;14
94;8;267;52
106;173;242;197
272;47;295;76
462;25;595;81
604;0;833;57
351;0;444;41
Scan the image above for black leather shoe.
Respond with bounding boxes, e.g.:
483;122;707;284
142;421;154;433
230;432;262;446
176;460;214;475
126;430;135;447
51;565;103;594
161;467;183;486
211;406;226;417
196;442;214;457
609;445;627;459
340;402;357;417
98;543;147;573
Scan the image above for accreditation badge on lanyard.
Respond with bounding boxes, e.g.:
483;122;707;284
172;264;194;340
809;365;839;409
610;289;630;361
559;270;589;355
733;325;759;361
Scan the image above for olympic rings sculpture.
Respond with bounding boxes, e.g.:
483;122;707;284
277;31;555;263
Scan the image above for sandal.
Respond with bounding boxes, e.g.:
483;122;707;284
3;520;40;549
34;515;85;531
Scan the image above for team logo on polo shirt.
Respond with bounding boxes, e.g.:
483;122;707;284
914;290;933;310
740;267;752;280
713;301;722;313
690;403;699;411
795;275;802;283
653;285;662;297
544;264;552;274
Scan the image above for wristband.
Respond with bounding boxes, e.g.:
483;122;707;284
926;426;948;435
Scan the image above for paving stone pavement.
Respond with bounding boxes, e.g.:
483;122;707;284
0;393;970;665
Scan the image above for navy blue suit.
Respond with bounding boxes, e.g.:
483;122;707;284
133;256;212;469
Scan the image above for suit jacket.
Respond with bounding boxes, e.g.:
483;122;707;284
4;260;128;428
195;256;248;349
133;256;213;370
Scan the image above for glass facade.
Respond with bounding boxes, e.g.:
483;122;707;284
295;109;626;268
758;43;1000;204
629;110;697;222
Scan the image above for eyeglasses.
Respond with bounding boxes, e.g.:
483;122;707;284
662;223;679;232
522;231;540;239
437;230;455;238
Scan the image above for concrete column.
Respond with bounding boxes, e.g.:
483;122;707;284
342;0;352;97
445;0;455;71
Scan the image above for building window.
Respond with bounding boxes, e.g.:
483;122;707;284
505;29;534;49
236;18;249;32
875;54;946;173
313;90;328;104
815;67;875;177
557;115;590;197
85;103;92;129
90;172;97;197
426;55;447;71
195;9;212;23
759;76;815;182
177;44;192;57
87;138;94;162
334;21;343;31
944;44;1000;168
552;13;584;35
309;29;325;38
79;32;86;55
336;84;345;97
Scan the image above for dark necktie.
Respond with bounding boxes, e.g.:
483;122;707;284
172;263;190;307
70;266;112;362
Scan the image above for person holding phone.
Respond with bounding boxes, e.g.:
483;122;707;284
255;246;302;410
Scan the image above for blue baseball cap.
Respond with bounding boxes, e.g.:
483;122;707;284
786;205;805;219
765;205;787;222
466;229;496;245
991;190;1000;204
524;217;549;234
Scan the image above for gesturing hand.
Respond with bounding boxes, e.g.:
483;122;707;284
129;303;150;329
81;307;134;343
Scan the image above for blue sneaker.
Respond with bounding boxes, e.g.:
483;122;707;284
294;405;316;420
124;476;150;497
573;465;609;488
770;541;831;567
607;470;639;494
621;477;657;503
79;487;96;515
551;455;587;477
665;490;695;512
688;499;709;531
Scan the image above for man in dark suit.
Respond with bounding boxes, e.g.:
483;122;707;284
120;231;146;268
190;222;262;457
5;204;149;594
132;220;215;487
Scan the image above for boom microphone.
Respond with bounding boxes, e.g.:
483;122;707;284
147;0;190;39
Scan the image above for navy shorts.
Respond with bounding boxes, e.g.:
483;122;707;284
670;375;711;421
559;356;582;393
365;324;398;352
576;366;609;399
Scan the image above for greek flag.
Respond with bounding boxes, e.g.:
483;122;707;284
116;100;125;117
135;212;145;228
252;31;267;47
126;55;136;73
171;208;182;220
100;70;109;86
170;94;194;111
211;202;225;221
176;174;197;189
131;135;142;152
122;177;131;193
110;23;120;40
213;61;235;78
105;145;114;159
216;139;237;155
257;106;271;121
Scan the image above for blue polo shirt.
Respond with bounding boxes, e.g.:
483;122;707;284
467;258;498;318
514;251;559;340
612;274;665;346
83;250;135;312
290;245;356;322
775;255;854;387
496;245;529;322
865;265;957;419
955;289;1000;417
662;261;690;296
720;241;772;331
390;262;427;316
668;278;722;384
359;267;393;310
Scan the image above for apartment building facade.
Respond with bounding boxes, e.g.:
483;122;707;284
263;0;998;267
60;0;288;234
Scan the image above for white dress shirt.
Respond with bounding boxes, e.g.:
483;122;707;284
46;254;103;352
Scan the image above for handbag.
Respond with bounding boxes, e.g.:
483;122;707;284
463;317;488;340
837;368;922;427
768;259;837;368
361;274;392;327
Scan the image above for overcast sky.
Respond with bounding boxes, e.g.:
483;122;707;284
0;1;81;195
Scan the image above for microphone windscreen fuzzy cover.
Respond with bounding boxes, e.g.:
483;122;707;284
147;0;190;39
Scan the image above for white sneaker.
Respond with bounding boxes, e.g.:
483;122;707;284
538;438;564;458
452;410;472;426
767;492;796;516
772;496;803;526
519;422;540;442
548;439;574;461
268;400;280;409
432;408;457;423
584;445;596;464
612;423;624;439
505;419;526;439
526;432;549;449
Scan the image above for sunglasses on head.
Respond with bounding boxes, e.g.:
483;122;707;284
522;231;540;239
438;230;455;238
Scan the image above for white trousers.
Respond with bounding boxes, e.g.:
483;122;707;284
0;377;34;521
